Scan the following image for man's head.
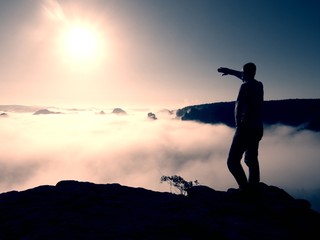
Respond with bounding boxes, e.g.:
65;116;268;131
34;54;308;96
242;62;256;81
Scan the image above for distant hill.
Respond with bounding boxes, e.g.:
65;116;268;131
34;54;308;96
111;108;127;115
0;105;43;113
176;99;320;131
33;109;62;115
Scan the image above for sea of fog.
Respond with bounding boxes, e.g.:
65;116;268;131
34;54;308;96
0;107;319;211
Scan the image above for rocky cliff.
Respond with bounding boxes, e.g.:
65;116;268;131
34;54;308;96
0;180;319;239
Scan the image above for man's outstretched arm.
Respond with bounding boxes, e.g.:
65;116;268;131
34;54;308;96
217;67;242;80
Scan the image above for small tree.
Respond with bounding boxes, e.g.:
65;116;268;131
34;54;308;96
160;175;199;196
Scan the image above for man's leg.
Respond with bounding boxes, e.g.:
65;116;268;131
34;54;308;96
244;129;263;184
244;144;260;184
227;129;247;189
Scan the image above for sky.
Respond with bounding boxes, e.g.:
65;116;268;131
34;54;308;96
0;0;320;212
0;0;319;109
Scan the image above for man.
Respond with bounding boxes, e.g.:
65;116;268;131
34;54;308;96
217;63;264;191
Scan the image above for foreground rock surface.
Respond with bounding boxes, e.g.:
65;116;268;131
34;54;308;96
0;181;319;239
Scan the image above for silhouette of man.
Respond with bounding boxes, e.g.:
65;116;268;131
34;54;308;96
218;63;264;191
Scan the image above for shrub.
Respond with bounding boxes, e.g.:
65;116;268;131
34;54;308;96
160;175;199;196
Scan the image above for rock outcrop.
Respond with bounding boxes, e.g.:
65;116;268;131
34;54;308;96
111;108;127;115
97;110;106;115
147;112;157;120
0;180;319;239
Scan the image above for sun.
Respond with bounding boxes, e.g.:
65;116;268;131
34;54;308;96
65;26;96;58
62;24;99;60
57;20;107;66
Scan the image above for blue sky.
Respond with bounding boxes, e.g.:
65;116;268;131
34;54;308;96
0;0;319;108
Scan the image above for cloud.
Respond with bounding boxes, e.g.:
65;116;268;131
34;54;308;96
0;110;319;198
259;126;320;188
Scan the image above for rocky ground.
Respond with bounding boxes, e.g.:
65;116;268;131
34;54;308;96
0;180;319;239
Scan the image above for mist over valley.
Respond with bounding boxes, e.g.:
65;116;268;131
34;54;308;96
0;100;320;211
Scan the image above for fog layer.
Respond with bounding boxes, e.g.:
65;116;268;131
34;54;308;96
0;109;319;197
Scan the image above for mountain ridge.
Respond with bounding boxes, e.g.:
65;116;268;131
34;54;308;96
176;98;320;131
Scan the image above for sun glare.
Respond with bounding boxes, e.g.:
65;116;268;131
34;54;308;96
63;24;99;61
42;0;108;68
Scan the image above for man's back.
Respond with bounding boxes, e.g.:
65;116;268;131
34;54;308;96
235;79;264;129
